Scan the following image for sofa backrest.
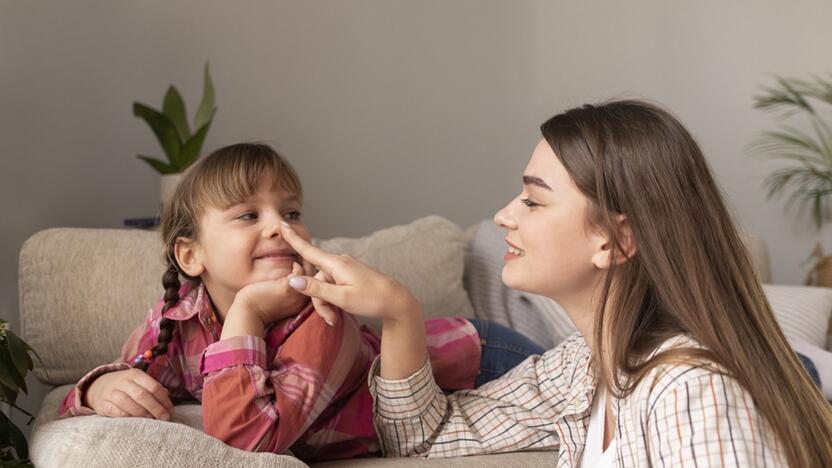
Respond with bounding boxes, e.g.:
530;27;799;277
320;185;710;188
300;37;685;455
19;216;474;386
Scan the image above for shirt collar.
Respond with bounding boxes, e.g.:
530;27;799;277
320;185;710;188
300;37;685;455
161;280;218;329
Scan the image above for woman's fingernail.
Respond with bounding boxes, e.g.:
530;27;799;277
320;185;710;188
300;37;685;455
288;276;307;289
281;221;290;228
324;318;334;327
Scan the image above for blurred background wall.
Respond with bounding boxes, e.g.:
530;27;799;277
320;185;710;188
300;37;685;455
2;0;831;436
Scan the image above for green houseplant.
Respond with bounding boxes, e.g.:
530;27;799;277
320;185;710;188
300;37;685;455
752;75;832;286
0;319;45;467
134;62;217;203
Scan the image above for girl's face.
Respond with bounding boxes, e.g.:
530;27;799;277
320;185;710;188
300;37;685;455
494;139;607;310
189;178;312;305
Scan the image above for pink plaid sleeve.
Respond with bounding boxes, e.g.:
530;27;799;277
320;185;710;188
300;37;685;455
200;311;365;454
59;301;189;417
58;310;151;417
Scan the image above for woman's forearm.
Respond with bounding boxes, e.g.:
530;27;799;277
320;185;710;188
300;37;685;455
378;300;428;380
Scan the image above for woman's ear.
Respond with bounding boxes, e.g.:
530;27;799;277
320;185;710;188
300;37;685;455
174;237;205;277
591;215;637;270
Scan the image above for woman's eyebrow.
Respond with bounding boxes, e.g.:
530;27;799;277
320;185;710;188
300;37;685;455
522;175;553;191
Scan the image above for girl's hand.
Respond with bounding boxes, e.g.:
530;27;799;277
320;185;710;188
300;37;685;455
232;262;311;327
278;222;420;326
85;368;174;420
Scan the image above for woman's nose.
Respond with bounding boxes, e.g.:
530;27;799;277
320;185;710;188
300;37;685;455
494;201;517;230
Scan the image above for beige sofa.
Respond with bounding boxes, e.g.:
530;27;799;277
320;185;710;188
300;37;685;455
19;215;824;467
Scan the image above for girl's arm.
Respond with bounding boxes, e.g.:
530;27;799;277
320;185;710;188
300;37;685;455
59;304;183;418
199;305;365;454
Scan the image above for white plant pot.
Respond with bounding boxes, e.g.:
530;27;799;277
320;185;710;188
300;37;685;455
160;173;183;206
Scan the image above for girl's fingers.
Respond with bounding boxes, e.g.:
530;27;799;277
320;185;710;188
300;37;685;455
302;258;318;276
125;380;171;421
132;372;174;411
108;389;153;418
280;223;341;276
291;261;304;277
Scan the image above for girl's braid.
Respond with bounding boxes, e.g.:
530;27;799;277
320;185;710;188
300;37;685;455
132;252;181;371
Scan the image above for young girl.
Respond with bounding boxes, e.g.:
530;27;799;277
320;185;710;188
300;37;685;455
58;143;543;462
280;101;832;467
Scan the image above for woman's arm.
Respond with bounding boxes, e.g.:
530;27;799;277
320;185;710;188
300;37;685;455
369;338;583;457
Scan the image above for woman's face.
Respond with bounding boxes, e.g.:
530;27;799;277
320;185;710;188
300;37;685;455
494;139;607;307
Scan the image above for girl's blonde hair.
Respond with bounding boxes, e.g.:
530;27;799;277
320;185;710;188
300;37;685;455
133;143;302;371
541;100;832;467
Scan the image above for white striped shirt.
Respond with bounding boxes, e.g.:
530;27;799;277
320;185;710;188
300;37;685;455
369;333;788;467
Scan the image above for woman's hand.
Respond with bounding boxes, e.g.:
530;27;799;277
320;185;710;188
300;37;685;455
278;222;420;325
85;369;174;420
279;221;427;379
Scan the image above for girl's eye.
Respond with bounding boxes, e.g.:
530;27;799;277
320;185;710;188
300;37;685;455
237;212;258;221
284;211;302;221
520;197;540;208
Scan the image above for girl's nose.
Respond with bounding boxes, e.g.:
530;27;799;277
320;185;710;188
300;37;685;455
494;200;517;230
263;220;282;238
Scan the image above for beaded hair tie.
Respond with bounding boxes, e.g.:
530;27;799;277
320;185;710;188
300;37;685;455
133;349;155;366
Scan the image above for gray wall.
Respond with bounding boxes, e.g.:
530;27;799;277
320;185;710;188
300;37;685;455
2;0;832;438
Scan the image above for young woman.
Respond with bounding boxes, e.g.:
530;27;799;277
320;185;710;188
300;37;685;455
281;100;832;467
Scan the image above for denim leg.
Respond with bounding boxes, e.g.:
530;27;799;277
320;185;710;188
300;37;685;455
797;352;822;388
468;318;546;387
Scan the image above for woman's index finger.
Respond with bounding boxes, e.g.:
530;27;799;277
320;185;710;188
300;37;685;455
280;223;339;274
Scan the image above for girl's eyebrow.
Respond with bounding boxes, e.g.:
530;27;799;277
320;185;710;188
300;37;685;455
523;175;553;191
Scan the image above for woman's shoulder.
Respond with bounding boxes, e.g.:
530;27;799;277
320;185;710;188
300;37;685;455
625;335;751;412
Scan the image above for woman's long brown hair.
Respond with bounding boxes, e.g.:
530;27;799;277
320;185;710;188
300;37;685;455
541;100;832;467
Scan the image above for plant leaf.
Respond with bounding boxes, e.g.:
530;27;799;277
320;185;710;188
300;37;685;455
0;348;25;394
194;62;215;129
177;115;214;171
0;381;18;406
5;332;32;376
137;155;178;175
0;411;29;460
162;86;191;141
133;102;182;164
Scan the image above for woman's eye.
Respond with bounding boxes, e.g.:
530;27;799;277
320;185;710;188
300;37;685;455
284;211;302;221
520;197;539;208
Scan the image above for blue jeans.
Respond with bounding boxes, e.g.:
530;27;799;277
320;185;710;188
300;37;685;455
468;319;546;387
468;319;822;389
797;352;821;388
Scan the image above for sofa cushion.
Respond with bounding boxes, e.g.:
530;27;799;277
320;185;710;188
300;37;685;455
317;215;474;333
19;216;474;385
32;385;555;468
763;284;832;349
31;385;306;468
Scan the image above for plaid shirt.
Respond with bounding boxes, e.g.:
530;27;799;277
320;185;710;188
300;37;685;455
60;280;481;462
370;333;789;467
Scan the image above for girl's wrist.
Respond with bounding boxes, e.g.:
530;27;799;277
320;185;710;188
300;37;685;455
221;298;266;340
